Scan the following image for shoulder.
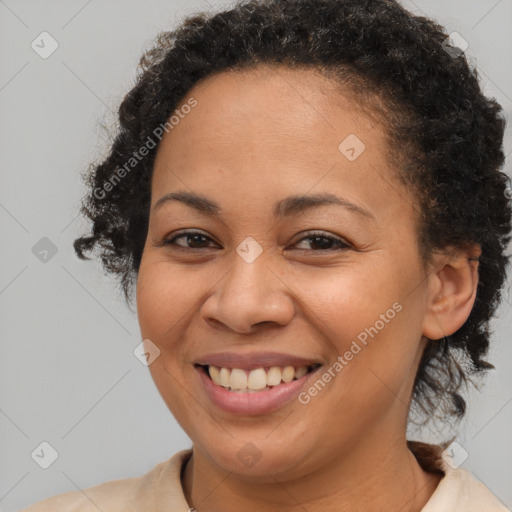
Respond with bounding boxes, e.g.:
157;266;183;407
19;449;193;512
409;441;510;512
18;476;141;512
424;465;510;511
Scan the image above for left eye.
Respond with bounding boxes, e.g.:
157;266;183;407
162;230;350;251
291;232;350;251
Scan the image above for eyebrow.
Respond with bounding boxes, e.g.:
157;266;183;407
153;190;375;221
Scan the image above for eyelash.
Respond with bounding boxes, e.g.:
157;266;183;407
161;230;351;252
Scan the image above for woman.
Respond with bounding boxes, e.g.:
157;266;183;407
21;0;511;510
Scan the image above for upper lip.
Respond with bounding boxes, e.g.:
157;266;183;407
194;351;323;370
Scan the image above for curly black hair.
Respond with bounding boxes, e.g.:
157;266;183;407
73;0;511;431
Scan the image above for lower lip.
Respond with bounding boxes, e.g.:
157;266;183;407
195;365;322;415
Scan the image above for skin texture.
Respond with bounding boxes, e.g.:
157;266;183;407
136;65;481;512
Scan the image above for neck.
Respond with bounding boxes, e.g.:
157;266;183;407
182;430;442;512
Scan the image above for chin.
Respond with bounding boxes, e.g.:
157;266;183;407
193;433;318;481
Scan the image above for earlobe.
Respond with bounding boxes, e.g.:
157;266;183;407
422;245;481;341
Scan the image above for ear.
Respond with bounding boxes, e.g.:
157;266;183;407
422;244;481;341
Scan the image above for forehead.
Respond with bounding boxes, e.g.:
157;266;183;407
150;65;409;226
165;64;373;143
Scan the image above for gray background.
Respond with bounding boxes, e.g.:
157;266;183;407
0;0;511;510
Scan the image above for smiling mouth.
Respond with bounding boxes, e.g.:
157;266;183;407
195;363;321;393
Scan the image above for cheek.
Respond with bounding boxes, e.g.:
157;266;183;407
136;259;200;343
303;261;422;394
136;260;199;422
302;263;402;343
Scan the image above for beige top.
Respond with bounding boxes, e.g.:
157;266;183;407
20;443;510;512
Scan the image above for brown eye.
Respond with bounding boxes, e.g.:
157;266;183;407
161;230;351;252
291;232;351;251
163;231;218;249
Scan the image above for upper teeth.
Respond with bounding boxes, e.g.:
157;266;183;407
208;365;313;390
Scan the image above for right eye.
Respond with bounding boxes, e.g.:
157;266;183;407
162;230;219;250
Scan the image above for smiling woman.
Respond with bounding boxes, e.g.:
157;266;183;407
21;0;511;511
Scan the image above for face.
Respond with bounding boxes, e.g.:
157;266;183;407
136;65;433;480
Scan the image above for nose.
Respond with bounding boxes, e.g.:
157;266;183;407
200;251;296;334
